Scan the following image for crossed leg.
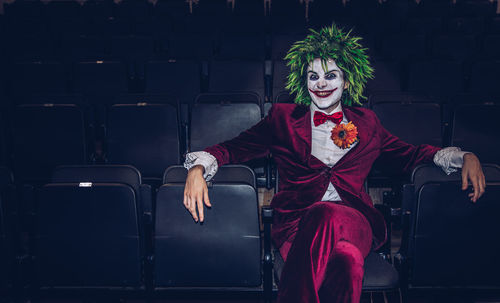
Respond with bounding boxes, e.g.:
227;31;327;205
277;201;373;303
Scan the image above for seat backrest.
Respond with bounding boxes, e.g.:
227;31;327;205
371;101;443;147
163;164;256;188
189;102;262;151
208;60;265;101
408;164;500;288
469;60;500;95
12;104;87;183
168;33;216;60
431;34;478;61
411;163;500;192
52;165;142;193
106;103;181;181
217;33;266;60
408;60;464;96
73;61;128;96
451;103;500;164
145;60;201;105
154;182;261;287
379;33;426;60
272;60;290;97
365;59;401;93
482;34;500;59
10;61;67;95
35;183;143;289
195;92;260;105
271;34;306;61
110;35;155;62
445;17;485;34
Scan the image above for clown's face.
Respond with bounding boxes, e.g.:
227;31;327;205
307;58;348;113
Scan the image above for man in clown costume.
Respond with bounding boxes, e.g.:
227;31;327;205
183;24;485;302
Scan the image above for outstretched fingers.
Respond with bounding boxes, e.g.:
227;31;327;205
197;192;205;222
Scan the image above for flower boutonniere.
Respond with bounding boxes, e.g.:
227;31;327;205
331;121;359;149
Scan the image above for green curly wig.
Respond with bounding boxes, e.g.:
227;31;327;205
284;23;374;106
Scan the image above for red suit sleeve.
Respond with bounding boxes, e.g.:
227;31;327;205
375;114;442;175
203;105;274;167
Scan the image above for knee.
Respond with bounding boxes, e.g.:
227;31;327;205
332;241;365;269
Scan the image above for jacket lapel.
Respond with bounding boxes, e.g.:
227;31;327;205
333;106;371;168
290;105;373;168
290;105;313;164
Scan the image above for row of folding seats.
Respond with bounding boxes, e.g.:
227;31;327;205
370;33;500;61
3;0;499;35
369;93;500;165
4;58;500;110
0;164;396;299
0;93;265;186
276;59;500;100
5;162;500;298
2;60;265;104
14;164;262;293
0;93;497;191
4;28;500;63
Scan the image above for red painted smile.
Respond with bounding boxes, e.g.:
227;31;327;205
309;88;337;98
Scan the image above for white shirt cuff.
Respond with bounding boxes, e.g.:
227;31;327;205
184;151;219;181
433;147;469;175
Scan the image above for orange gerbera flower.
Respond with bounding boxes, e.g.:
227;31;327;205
331;121;359;149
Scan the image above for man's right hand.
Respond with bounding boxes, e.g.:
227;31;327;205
183;165;211;222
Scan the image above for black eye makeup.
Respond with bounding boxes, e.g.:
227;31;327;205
325;73;336;80
308;73;319;81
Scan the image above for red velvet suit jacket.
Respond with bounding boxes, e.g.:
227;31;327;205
204;103;441;250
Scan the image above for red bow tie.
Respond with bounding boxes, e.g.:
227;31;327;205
313;111;343;127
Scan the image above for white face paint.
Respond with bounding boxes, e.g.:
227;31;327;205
307;58;347;113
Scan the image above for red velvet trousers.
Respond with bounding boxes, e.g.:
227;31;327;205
277;202;373;303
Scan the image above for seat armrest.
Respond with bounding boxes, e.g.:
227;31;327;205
262;206;274;302
401;184;415;216
262;207;273;257
400;183;415;255
139;184;152;216
262;206;273;224
374;204;391;258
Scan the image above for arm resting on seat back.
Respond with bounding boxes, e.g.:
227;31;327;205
183;105;275;223
184;151;219;181
433;147;468;175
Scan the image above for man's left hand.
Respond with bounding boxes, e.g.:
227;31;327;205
462;153;486;203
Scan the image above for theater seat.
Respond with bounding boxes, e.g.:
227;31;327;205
105;102;181;185
208;60;266;102
262;206;400;302
32;165;147;291
10;61;67;95
11;104;88;184
398;164;500;289
190;93;262;151
408;60;464;97
154;165;261;289
451;103;500;164
370;93;443;147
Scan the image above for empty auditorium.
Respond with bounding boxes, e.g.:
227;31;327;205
0;0;499;302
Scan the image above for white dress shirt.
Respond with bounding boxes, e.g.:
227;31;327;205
184;103;468;201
